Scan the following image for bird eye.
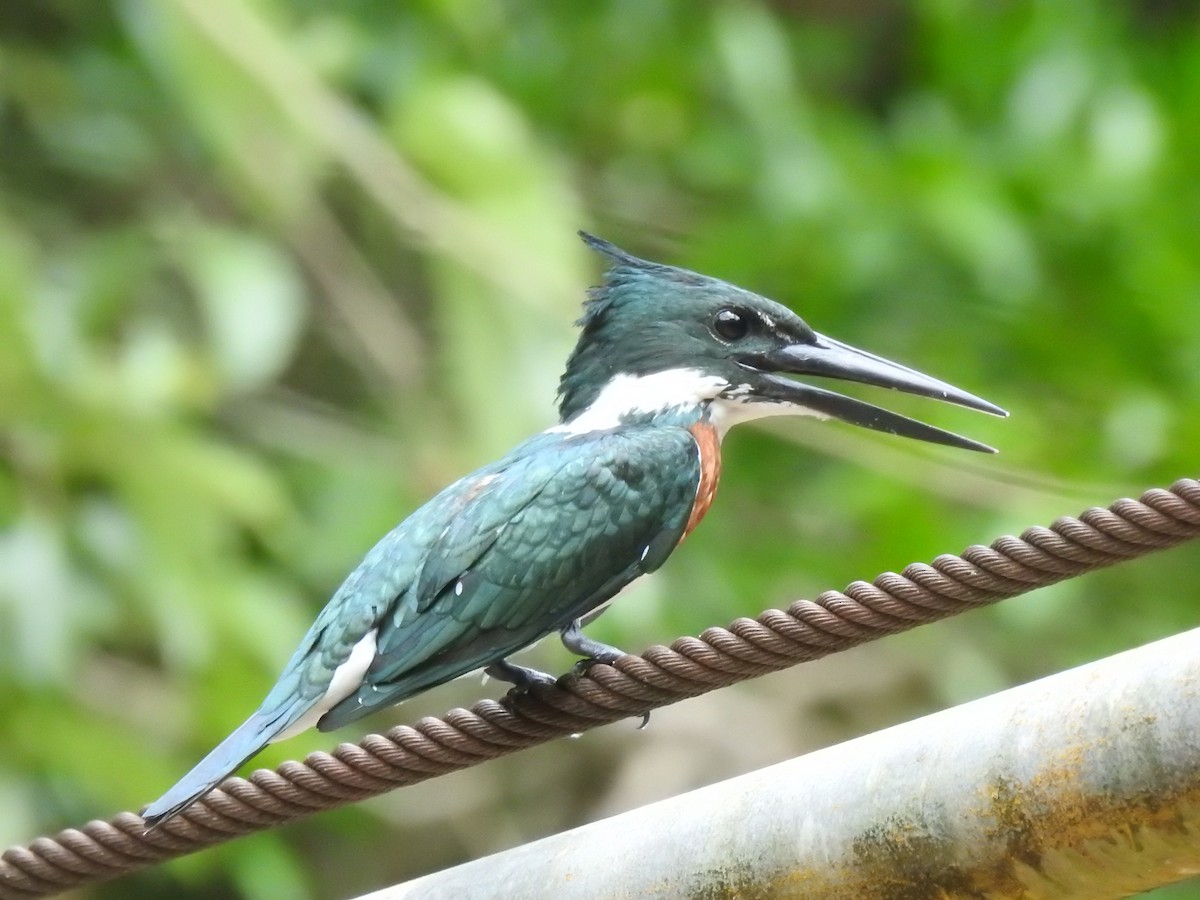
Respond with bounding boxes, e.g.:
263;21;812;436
712;307;750;342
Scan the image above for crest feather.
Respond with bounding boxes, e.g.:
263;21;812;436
575;232;706;328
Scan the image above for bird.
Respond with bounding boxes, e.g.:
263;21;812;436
141;232;1006;826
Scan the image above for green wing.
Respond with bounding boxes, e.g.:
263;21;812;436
318;425;701;729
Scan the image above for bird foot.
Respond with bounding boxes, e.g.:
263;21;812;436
560;619;626;665
485;659;558;692
561;619;648;726
569;656;606;677
566;651;651;728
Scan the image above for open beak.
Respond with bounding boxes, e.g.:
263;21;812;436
744;334;1008;453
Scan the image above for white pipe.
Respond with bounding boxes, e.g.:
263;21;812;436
360;627;1200;899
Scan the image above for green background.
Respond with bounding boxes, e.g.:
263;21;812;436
2;1;1198;897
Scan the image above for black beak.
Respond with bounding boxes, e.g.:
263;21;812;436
745;334;1007;453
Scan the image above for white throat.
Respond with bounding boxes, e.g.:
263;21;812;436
553;367;828;437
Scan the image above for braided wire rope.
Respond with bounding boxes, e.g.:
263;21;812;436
3;477;1199;899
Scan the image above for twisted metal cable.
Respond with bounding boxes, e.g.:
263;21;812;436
3;478;1199;899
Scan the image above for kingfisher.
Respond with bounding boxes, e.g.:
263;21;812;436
142;233;1005;826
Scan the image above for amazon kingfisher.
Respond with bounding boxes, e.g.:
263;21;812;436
142;232;1005;825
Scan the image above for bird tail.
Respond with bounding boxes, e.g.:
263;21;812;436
141;709;283;829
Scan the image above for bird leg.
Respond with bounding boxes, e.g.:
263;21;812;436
560;618;626;668
485;658;557;691
561;619;650;728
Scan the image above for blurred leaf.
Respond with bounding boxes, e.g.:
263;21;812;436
181;224;309;393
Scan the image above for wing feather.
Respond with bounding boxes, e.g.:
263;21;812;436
318;426;702;729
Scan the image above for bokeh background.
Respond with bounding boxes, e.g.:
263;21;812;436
3;1;1199;897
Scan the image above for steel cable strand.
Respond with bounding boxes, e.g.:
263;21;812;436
2;478;1199;899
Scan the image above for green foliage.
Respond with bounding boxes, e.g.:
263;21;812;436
2;1;1198;896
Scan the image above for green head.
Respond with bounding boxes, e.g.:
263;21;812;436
556;233;1005;449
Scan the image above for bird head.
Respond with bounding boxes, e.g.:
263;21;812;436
556;233;1006;450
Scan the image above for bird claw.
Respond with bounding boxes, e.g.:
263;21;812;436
568;657;652;728
569;656;602;677
486;660;558;692
561;619;627;665
493;625;649;726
